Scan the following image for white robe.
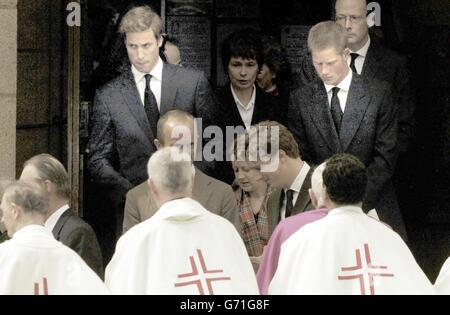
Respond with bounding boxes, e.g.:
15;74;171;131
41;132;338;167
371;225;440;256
435;257;450;294
269;206;435;295
105;197;258;295
0;225;109;295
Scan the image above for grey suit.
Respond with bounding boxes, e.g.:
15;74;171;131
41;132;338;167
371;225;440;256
299;41;415;153
288;74;407;239
266;167;314;235
123;168;240;234
87;63;215;207
53;209;104;278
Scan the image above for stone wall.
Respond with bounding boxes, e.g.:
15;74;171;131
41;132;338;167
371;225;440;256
0;0;17;180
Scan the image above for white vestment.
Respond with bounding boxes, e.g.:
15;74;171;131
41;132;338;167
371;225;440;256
435;257;450;294
269;206;435;295
105;197;258;295
0;225;109;295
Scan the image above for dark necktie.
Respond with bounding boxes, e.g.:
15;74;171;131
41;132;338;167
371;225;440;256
330;87;343;134
144;74;159;136
349;53;359;74
285;189;294;218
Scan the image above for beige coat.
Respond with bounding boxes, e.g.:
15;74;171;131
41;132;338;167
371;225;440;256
122;168;240;234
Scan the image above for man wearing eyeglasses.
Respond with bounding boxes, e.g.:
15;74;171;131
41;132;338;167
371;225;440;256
299;0;416;156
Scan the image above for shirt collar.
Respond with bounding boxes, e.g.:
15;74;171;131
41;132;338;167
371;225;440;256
286;162;310;193
131;57;164;83
329;205;364;216
12;225;49;239
153;197;208;222
44;204;70;232
230;84;256;111
324;70;353;94
352;35;371;57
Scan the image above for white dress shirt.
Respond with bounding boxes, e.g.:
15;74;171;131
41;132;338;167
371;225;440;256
324;70;353;113
131;57;164;110
349;36;371;74
230;84;256;130
281;162;311;220
44;204;70;234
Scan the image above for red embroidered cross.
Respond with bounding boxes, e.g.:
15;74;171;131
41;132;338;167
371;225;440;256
338;244;394;295
34;277;49;295
174;249;231;295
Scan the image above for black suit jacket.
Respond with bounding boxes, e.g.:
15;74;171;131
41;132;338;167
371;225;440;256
207;85;282;184
266;166;315;236
298;41;415;153
288;74;407;239
53;209;104;278
87;63;214;205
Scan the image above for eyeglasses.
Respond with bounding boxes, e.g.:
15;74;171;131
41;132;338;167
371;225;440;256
335;15;365;24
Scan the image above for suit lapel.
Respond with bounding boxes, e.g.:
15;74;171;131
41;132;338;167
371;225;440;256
251;87;267;125
160;63;178;114
340;75;370;151
267;188;282;234
192;168;210;205
361;42;382;81
52;209;72;240
292;167;313;215
120;70;155;142
308;82;342;151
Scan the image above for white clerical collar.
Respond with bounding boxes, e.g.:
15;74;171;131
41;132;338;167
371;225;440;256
324;70;353;94
230;84;256;111
328;205;364;216
131;57;163;83
352;36;371;58
154;197;207;222
286;162;310;194
12;225;49;240
44;204;70;233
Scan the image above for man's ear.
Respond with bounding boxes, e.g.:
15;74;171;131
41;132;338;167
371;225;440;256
147;179;158;197
279;149;287;161
42;180;53;194
343;47;350;60
10;203;20;220
157;35;163;48
309;188;318;209
154;139;161;149
366;11;376;28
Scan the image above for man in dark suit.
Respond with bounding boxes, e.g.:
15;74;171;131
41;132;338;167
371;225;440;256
288;21;407;239
123;110;240;234
208;28;282;184
252;121;314;236
19;154;103;278
299;0;415;154
87;6;214;241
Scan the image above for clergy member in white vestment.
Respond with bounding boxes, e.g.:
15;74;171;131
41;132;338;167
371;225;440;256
435;257;450;294
269;154;435;295
0;181;109;295
105;147;258;295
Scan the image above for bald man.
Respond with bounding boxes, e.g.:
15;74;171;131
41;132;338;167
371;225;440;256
123;110;240;234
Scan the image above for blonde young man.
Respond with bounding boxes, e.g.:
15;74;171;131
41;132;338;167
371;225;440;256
287;21;406;239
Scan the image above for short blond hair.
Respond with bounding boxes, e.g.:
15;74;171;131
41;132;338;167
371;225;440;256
308;21;348;54
119;5;162;38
